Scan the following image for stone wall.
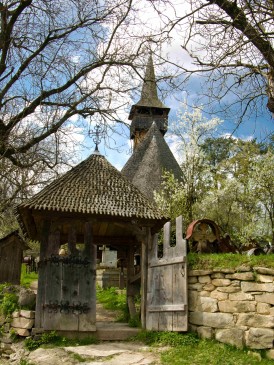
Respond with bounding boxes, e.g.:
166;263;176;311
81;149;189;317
188;265;274;355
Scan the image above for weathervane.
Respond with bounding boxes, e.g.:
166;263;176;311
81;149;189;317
89;123;103;152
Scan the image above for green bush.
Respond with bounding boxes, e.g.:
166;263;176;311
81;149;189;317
0;289;19;316
132;330;199;346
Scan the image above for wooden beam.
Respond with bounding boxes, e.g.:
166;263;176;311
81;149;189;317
141;227;150;329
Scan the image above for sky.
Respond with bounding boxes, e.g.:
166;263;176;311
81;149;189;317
65;0;274;172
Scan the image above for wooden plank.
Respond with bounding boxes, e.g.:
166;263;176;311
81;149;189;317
141;228;150;328
148;304;186;312
79;221;96;331
35;219;51;328
149;257;186;268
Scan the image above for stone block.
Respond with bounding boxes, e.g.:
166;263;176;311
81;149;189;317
245;327;274;349
218;300;256;313
197;326;213;339
203;283;215;291
11;317;34;329
217;286;240;293
225;272;254;281
188;283;204;291
241;282;274;293
189;311;234;328
257;303;271;314
211;273;225;279
188;270;213;276
14;328;30;337
254;267;274;276
215;328;244;348
197;297;218;313
229;292;254;301
212;279;231;287
255;293;274;305
188;277;198;284
236;265;252;272
236;313;274;328
266;349;274;360
200;291;211;297
12;311;20;318
188;291;198;311
213;268;235;274
256;274;273;283
198;275;211;284
20;310;35;319
211;290;228;301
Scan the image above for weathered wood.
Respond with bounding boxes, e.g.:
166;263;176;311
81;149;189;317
141;227;150;328
35;220;51;328
127;246;137;318
146;216;188;331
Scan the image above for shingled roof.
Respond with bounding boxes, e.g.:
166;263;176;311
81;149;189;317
122;123;184;200
17;152;167;222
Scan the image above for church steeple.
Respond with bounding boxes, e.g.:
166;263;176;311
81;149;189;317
129;55;170;149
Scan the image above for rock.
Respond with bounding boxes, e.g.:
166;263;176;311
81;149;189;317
236;313;274;328
200;291;211;297
14;328;30;336
218;300;256;313
257;302;271;314
210;290;228;300
188;283;204;291
11;317;34;329
189;311;234;328
217;286;240;293
256;274;273;283
266;349;274;360
225;272;254;281
188;291;198;311
245;327;274;349
247;351;262;361
212;268;235;274
229;292;254;301
211;273;225;279
198;275;211;284
188;270;213;276
255;293;274;305
188;277;198;283
20;310;35;319
236;265;252;272
241;282;274;293
212;279;231;287
18;288;36;309
202;284;215;291
215;328;244;348
196;297;218;313
254;267;274;276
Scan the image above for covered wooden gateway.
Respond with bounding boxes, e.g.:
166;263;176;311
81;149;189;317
16;151;169;333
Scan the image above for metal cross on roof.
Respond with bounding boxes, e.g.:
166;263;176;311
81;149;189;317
89;123;103;152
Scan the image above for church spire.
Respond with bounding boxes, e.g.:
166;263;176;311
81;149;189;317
136;54;166;109
129;55;170;149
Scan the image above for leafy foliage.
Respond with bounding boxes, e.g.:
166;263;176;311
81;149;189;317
0;285;19;316
132;330;199;347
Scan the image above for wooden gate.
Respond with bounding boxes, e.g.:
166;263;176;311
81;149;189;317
146;216;188;331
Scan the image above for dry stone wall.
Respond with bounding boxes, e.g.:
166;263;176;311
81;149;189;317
188;266;274;353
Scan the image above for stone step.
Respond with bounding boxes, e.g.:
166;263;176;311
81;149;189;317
95;322;140;341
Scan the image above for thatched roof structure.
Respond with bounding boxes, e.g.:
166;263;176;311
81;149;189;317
122;123;184;199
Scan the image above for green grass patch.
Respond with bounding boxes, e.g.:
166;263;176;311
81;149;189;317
0;284;19;316
188;253;274;270
161;338;273;365
131;331;199;347
20;264;38;288
24;331;99;351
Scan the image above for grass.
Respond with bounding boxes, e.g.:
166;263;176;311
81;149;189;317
20;264;38;288
132;331;274;365
24;331;99;351
188;253;274;270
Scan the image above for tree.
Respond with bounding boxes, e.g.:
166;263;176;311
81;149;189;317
164;0;274;119
155;103;223;223
0;0;175;228
0;0;170;169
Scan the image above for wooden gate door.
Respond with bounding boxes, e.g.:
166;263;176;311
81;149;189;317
146;216;188;331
